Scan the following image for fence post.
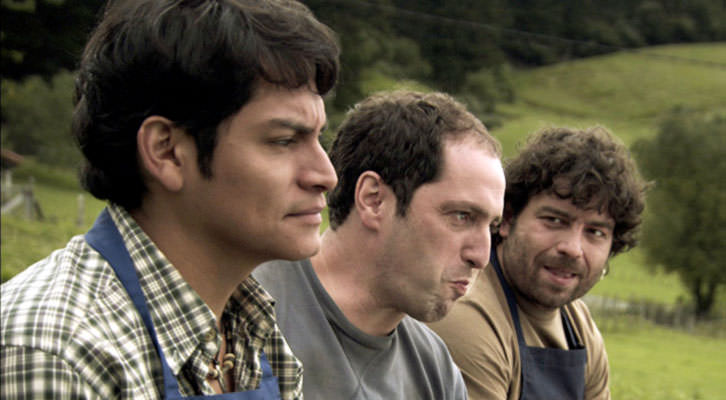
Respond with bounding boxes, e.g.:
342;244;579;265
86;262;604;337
23;178;34;219
76;194;85;227
2;169;12;202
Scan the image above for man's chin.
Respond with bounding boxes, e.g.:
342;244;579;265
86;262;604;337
414;302;451;323
535;293;576;310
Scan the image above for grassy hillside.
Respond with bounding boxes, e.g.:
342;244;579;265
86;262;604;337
606;322;726;400
491;42;726;155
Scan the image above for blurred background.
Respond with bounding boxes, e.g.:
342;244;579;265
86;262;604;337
2;1;725;398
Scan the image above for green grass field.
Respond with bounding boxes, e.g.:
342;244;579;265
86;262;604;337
2;43;725;398
1;162;106;281
605;322;726;400
590;249;687;305
491;43;726;156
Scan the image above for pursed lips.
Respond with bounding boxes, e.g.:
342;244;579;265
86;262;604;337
451;279;471;297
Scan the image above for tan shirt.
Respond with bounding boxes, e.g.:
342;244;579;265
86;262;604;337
428;264;610;400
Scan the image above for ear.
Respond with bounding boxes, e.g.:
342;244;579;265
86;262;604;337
354;171;392;230
498;205;515;238
136;116;191;192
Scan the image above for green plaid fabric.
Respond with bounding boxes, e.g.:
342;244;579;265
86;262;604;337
1;204;303;399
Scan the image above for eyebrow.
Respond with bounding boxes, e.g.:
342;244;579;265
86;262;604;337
269;118;327;135
443;201;502;223
539;206;614;230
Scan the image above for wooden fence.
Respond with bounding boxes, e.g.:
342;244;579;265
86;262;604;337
583;294;726;338
1;173;44;220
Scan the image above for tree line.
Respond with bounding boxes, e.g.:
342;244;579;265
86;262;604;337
3;0;726;99
4;0;725;159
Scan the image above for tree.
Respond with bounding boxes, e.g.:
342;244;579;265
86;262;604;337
458;64;515;129
1;71;81;167
392;0;510;92
633;109;726;318
1;0;102;81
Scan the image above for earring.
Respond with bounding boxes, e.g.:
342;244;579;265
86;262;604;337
600;262;609;280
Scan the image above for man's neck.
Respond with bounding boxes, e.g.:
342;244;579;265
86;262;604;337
129;205;255;322
312;228;405;337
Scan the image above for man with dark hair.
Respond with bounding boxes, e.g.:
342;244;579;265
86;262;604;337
429;126;649;400
1;0;339;398
253;90;506;399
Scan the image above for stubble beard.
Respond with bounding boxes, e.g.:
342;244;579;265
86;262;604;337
406;291;450;323
416;300;449;323
501;234;582;310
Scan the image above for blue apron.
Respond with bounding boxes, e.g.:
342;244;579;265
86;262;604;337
85;209;281;399
490;249;587;400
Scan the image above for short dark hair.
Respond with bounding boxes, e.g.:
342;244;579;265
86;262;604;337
73;0;339;210
327;90;500;229
498;126;649;256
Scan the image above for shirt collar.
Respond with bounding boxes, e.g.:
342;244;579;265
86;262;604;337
226;277;278;343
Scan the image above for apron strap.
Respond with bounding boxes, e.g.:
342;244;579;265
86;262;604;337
85;208;181;397
561;309;584;350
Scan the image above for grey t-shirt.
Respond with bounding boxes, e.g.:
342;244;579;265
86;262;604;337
253;259;467;400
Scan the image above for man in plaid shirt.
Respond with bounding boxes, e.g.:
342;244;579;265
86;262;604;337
1;0;339;398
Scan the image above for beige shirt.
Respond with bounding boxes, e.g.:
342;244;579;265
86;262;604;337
428;264;610;400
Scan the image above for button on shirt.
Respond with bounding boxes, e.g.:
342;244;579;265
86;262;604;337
0;204;303;399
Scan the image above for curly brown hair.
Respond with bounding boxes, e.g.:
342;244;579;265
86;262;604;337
497;126;649;256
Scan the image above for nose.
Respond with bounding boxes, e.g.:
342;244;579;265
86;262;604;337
462;231;490;270
300;141;338;192
556;228;585;259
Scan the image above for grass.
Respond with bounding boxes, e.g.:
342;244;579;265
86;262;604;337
1;161;105;281
589;249;687;305
490;43;726;156
605;322;726;400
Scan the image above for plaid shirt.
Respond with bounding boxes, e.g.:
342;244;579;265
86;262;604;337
1;204;303;399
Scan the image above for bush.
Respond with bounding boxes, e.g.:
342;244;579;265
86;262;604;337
1;71;82;168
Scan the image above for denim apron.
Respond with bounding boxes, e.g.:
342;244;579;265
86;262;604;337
85;209;281;399
490;249;587;400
